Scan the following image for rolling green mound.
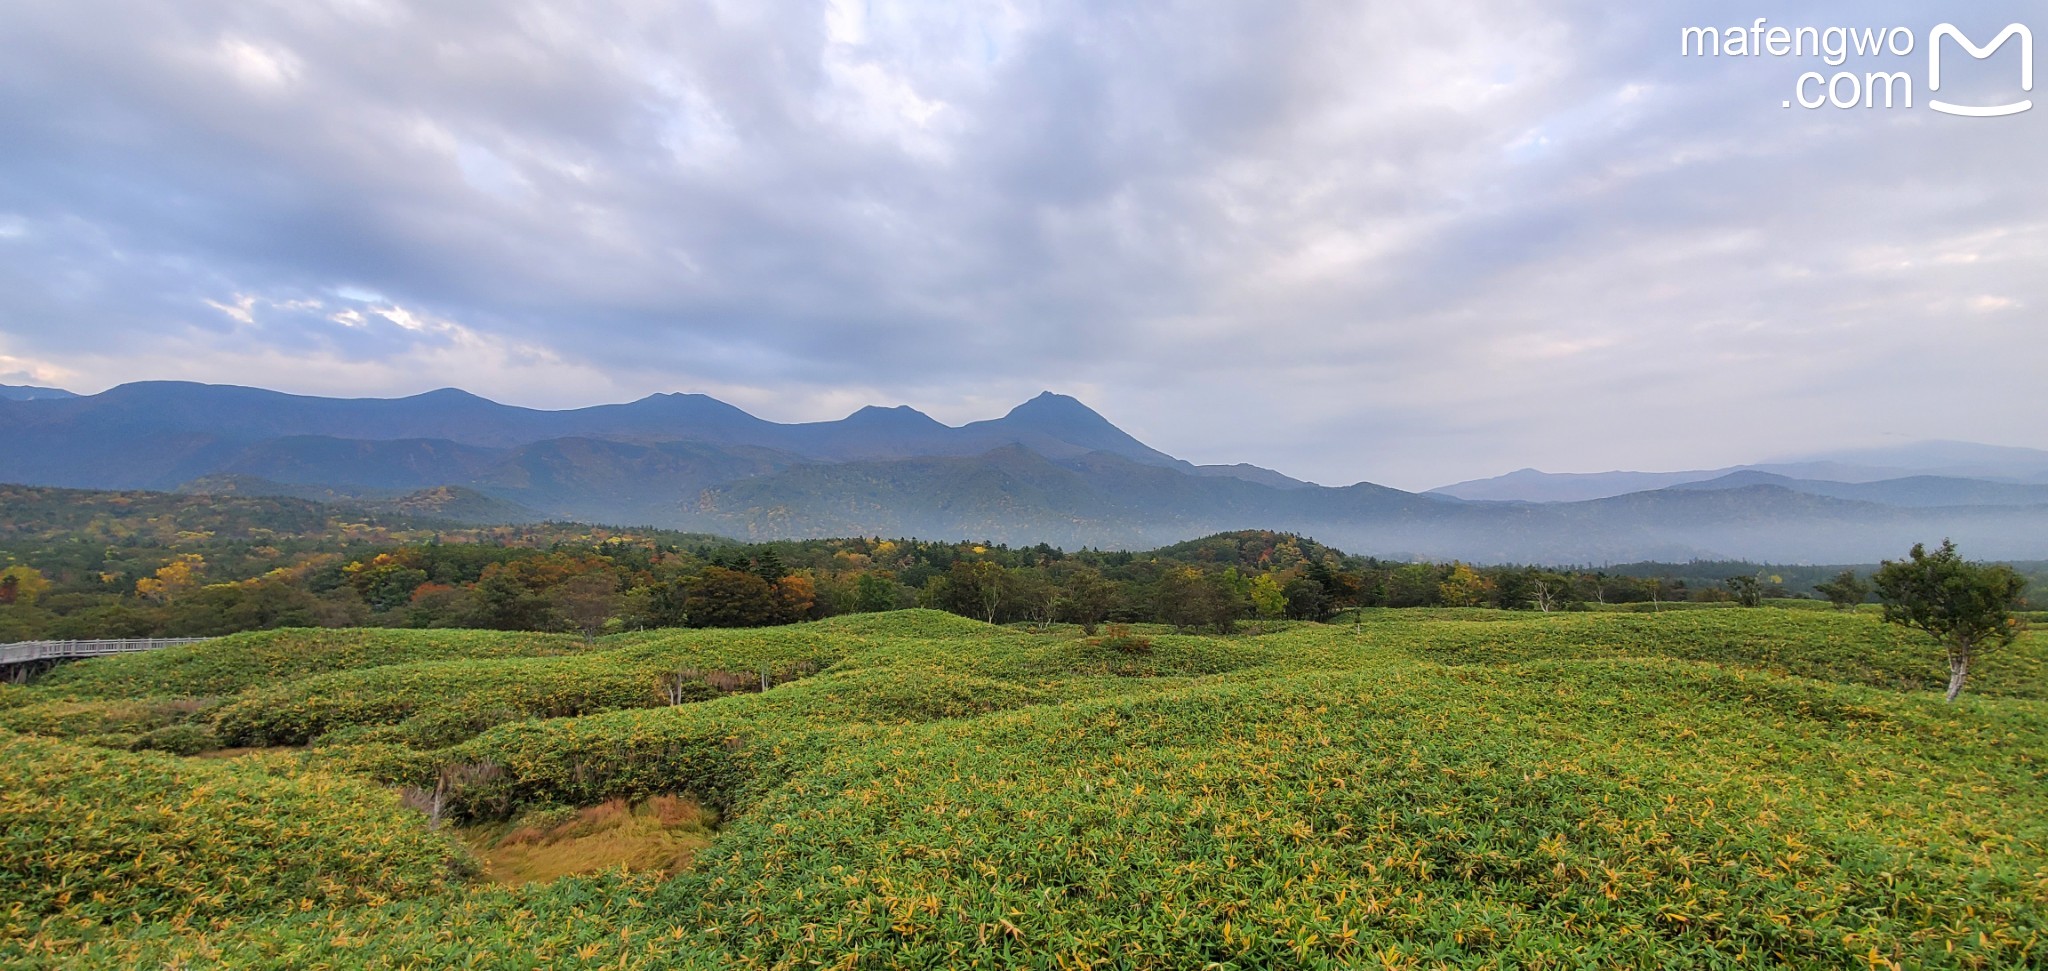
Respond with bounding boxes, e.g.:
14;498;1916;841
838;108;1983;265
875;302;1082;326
0;731;476;944
33;627;588;700
4;609;2044;969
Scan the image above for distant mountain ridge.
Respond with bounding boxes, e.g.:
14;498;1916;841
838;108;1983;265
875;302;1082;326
1664;471;2048;508
1431;440;2048;503
5;382;2046;563
0;383;77;401
4;382;1309;474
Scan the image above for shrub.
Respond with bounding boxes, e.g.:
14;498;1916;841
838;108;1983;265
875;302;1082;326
129;723;219;756
1096;623;1153;656
0;731;474;939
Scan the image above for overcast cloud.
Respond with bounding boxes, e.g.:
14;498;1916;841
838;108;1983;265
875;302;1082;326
0;0;2040;490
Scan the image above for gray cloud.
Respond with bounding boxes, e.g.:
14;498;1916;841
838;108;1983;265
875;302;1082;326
0;0;2040;490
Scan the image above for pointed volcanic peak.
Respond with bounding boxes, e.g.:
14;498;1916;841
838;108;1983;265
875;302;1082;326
964;392;1190;469
838;404;950;430
769;403;957;461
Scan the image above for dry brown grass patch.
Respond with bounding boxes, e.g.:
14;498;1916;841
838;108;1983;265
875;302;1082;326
461;795;718;885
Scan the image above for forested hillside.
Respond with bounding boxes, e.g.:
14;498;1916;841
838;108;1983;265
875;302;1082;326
4;485;2040;642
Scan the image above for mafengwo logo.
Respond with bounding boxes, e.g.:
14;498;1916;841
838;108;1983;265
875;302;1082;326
1681;20;2033;116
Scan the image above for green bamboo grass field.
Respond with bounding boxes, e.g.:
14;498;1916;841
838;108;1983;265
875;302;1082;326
4;608;2044;968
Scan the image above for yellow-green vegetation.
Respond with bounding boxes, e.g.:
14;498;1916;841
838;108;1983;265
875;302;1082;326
33;627;589;700
3;608;2044;969
209;629;836;748
0;731;476;946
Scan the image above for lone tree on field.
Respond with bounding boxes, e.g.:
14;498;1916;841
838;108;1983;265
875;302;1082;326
1812;569;1870;610
1872;540;2027;702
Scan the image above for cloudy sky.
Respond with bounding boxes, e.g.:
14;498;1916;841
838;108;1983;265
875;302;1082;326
0;1;2040;490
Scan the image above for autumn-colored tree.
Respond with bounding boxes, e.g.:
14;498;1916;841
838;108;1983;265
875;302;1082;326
1437;563;1491;608
0;566;52;607
553;573;621;638
136;554;206;603
479;553;616;593
1249;573;1288;621
772;575;818;623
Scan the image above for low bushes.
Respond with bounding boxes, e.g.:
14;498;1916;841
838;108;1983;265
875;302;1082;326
9;607;2047;969
0;730;474;940
0;697;205;741
34;627;586;700
208;658;670;747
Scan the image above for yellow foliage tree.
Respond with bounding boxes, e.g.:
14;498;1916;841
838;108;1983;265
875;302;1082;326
136;554;206;603
1250;573;1288;620
0;566;51;607
1438;563;1492;608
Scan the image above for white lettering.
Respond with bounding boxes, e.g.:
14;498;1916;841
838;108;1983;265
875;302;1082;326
1795;72;1827;108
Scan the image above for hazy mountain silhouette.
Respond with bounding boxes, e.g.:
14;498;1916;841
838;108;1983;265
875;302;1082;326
1664;471;2048;508
5;382;2045;562
0;384;77;401
1432;441;2048;502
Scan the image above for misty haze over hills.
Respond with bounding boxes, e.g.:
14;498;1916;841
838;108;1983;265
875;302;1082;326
1431;442;2048;502
4;382;2045;564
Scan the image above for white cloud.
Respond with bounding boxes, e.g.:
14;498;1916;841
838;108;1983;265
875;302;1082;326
216;36;301;92
204;294;258;326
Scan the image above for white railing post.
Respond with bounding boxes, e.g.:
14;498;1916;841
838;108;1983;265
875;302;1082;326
0;636;213;668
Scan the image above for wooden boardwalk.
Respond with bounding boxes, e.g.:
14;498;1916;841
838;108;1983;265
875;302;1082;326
0;637;212;670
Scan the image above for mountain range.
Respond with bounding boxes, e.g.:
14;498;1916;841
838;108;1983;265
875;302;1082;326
0;384;77;402
4;381;2045;564
1430;441;2048;502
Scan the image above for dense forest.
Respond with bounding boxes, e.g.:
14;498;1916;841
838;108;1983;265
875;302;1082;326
1;484;2041;641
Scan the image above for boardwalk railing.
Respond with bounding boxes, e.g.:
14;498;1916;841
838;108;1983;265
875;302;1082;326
0;637;212;668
